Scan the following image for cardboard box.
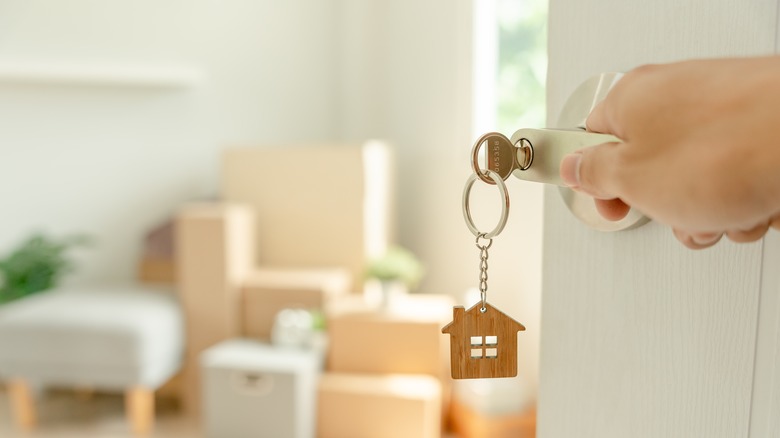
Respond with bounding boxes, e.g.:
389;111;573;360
137;256;176;285
326;294;453;377
317;373;441;438
326;294;455;428
222;144;393;285
449;398;536;438
176;203;255;415
241;267;351;340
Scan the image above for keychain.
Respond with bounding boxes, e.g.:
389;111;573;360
441;134;527;380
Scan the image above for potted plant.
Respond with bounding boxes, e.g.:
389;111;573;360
365;246;424;310
0;233;89;305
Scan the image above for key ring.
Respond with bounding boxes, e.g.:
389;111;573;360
470;132;535;184
471;132;503;184
462;169;510;239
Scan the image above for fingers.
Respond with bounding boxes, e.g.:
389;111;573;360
561;142;631;224
560;142;625;200
673;229;723;250
726;221;770;243
771;215;780;230
594;198;631;221
673;221;772;250
586;65;658;138
586;101;612;134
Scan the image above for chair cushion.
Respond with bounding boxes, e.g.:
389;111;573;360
0;286;183;390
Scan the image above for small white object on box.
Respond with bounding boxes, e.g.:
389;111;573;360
201;340;320;438
242;267;350;340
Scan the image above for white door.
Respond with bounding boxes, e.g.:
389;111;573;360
539;1;780;437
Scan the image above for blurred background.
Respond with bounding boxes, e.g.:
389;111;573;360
0;0;547;436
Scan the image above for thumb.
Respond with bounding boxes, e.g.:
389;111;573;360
560;142;625;200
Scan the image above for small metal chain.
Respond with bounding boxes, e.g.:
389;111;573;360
475;233;493;313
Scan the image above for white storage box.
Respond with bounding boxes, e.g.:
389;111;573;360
201;340;320;438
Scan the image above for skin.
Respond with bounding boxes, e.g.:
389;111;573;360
559;57;780;249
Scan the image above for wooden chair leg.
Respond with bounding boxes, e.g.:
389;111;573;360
125;386;155;436
73;386;96;401
7;379;36;432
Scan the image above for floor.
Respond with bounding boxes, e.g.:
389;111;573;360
0;388;199;438
0;387;461;438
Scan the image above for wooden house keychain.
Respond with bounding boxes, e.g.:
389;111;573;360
442;134;527;379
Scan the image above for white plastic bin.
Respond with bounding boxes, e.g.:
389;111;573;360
201;339;320;438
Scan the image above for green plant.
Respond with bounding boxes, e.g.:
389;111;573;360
0;233;89;305
365;246;424;290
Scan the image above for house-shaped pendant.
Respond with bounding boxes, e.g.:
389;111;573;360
441;302;526;379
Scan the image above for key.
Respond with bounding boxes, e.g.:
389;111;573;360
472;129;620;186
471;132;532;184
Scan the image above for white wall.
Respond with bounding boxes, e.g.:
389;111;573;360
0;0;542;398
337;0;476;300
0;0;340;282
337;0;542;397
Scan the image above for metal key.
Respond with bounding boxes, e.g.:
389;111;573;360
472;128;620;186
471;132;531;184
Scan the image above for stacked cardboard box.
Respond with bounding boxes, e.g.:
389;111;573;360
319;294;454;438
327;295;451;377
449;399;536;438
241;268;351;340
176;203;255;415
318;373;441;438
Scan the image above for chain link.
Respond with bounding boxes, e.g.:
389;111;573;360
475;233;492;312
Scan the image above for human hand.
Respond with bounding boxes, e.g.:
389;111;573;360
559;57;780;249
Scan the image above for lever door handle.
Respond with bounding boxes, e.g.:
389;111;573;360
508;128;620;187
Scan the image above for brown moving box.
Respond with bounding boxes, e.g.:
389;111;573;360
137;257;176;284
317;373;441;438
326;294;455;429
176;203;255;415
326;294;453;377
449;399;536;438
241;267;351;340
222;144;393;286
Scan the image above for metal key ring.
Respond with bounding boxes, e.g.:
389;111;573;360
462;170;510;239
471;132;502;184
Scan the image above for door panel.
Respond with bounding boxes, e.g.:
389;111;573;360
750;233;780;437
540;1;779;437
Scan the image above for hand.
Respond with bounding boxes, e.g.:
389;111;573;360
559;57;780;249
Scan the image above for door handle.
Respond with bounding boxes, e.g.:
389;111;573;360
506;128;618;187
503;73;649;231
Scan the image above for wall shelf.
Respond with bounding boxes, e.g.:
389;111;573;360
0;62;205;89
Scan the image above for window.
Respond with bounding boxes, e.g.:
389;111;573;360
470;335;498;359
497;0;548;133
472;0;547;136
